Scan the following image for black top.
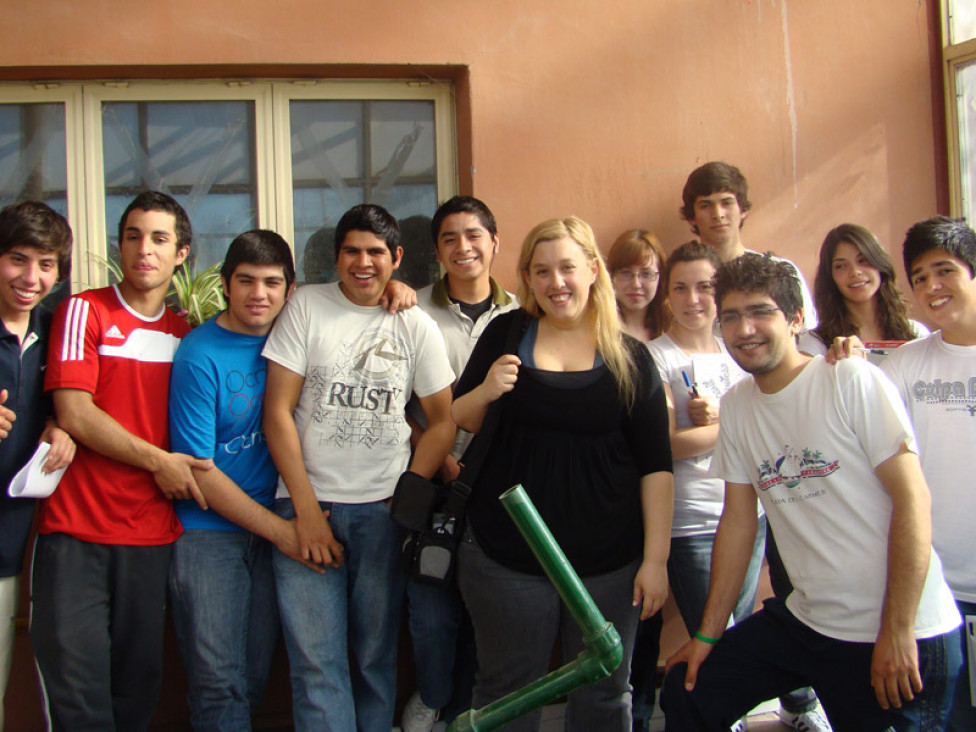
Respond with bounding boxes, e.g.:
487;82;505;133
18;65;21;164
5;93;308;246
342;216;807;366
454;310;672;576
0;307;52;577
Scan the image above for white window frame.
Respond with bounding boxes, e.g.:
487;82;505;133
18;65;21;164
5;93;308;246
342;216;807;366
943;40;976;217
0;78;457;291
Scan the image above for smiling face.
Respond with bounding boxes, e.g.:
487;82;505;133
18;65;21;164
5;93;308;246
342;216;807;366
435;212;498;285
668;258;718;332
612;254;660;316
336;230;401;307
118;208;188;296
909;248;976;337
692;191;746;256
221;262;292;336
0;244;59;325
831;240;881;306
719;290;802;377
523;236;597;326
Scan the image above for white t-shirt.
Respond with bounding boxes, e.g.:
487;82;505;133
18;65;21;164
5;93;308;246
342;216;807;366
711;356;960;642
414;276;518;459
798;320;931;363
263;283;455;503
647;333;749;536
881;332;976;603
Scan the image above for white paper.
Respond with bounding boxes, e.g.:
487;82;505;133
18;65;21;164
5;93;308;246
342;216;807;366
7;442;67;499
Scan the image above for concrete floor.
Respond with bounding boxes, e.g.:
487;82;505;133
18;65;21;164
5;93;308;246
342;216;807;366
402;698;801;731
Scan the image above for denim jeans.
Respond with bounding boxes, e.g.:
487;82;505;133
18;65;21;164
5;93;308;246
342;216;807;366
949;599;976;732
406;577;462;710
661;598;962;732
458;535;640;732
273;499;405;732
668;514;767;636
169;529;279;732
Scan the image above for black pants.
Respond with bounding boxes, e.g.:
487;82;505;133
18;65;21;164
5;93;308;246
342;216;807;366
30;533;172;732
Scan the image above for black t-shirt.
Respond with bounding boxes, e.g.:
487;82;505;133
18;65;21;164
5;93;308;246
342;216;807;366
454;310;672;576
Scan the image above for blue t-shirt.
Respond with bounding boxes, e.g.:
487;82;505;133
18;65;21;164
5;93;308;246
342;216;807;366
169;315;277;531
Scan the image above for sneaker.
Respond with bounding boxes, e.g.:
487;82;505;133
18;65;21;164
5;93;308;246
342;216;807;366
730;719;747;732
778;707;832;732
401;691;439;732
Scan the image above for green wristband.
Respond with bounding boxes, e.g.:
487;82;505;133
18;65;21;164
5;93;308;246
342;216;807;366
694;630;721;644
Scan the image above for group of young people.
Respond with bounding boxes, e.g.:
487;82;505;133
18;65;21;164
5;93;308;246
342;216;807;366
606;163;975;732
0;158;973;732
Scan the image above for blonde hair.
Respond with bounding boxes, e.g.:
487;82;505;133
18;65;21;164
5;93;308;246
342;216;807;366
517;216;637;405
606;229;668;339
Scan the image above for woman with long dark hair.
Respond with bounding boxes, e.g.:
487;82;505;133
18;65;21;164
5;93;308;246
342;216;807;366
800;224;928;356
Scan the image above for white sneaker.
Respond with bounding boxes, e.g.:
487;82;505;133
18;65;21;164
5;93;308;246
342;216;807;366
401;691;439;732
778;707;832;732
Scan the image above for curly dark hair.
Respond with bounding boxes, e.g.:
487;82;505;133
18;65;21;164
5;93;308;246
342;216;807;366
811;224;915;346
713;252;802;321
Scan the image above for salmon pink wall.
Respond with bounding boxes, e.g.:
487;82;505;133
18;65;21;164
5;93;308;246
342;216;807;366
0;0;946;302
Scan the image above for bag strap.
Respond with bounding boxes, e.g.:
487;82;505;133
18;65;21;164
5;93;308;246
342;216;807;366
453;310;527;493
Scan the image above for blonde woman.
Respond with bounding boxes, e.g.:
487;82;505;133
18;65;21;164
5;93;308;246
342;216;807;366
452;217;673;731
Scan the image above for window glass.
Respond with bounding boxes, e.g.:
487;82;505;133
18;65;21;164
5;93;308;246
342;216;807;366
101;100;258;270
0;102;68;211
290;99;438;286
0;81;453;298
0;101;71;305
956;58;976;221
948;0;976;44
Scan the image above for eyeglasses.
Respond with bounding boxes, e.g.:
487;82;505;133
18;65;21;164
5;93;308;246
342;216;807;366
718;306;782;327
613;268;660;284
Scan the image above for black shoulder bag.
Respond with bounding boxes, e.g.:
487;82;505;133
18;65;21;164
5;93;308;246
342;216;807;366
391;311;526;586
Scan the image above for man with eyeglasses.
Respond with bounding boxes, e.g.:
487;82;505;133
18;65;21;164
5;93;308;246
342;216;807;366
680;161;823;731
661;253;961;731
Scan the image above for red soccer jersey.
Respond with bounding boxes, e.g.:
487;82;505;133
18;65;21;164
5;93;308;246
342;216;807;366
41;285;190;544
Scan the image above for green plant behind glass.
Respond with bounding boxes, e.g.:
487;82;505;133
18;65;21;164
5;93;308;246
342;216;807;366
88;252;226;328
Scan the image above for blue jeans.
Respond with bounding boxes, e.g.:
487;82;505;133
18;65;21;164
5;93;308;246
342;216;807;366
406;577;462;710
273;499;405;732
169;529;279;732
949;599;976;732
668;514;767;636
661;598;961;732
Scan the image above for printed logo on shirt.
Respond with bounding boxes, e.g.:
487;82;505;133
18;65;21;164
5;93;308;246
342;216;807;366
757;445;839;496
105;325;125;340
910;377;976;416
303;327;411;450
351;334;408;378
219;368;267;457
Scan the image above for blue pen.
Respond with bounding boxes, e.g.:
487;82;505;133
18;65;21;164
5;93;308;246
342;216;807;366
682;370;700;398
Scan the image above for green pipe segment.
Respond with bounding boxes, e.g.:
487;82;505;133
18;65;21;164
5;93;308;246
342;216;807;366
446;484;623;732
